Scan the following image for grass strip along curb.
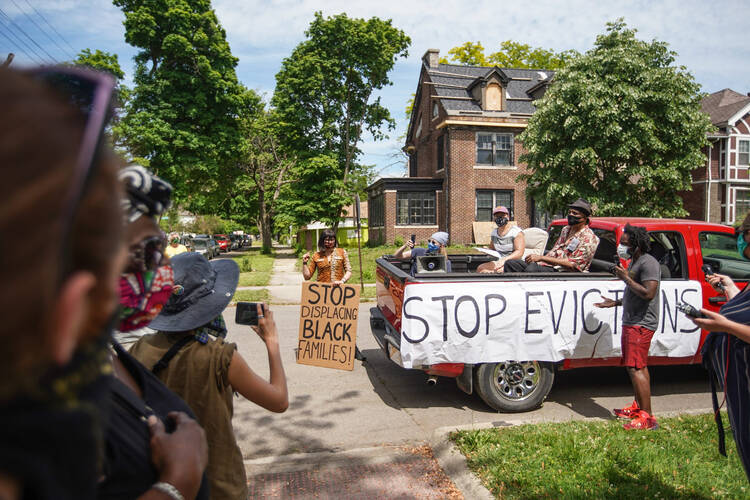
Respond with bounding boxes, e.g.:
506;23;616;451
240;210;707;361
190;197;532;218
451;412;747;499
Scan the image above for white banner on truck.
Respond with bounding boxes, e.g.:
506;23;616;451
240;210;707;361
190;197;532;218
399;279;702;368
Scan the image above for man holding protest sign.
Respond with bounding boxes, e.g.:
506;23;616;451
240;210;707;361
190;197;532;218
595;224;661;430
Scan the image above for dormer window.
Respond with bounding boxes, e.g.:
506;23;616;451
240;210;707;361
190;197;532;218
468;67;510;112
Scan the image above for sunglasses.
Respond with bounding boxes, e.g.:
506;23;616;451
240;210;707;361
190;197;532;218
127;234;168;273
23;66;116;284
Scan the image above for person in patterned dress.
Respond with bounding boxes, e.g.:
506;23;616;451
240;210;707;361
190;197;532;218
302;229;352;285
504;198;599;272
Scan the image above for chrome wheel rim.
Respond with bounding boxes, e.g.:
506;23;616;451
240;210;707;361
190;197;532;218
493;361;541;401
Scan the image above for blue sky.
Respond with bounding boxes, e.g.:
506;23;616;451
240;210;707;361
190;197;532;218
2;0;749;177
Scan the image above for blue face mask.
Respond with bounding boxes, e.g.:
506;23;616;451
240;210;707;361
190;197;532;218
738;233;749;260
427;242;440;253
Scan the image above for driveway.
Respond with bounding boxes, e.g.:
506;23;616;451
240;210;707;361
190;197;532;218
227;305;714;460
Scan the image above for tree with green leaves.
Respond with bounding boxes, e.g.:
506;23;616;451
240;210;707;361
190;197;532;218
73;49;129;150
272;12;410;227
238;107;297;253
440;40;576;69
518;19;714;217
113;0;255;213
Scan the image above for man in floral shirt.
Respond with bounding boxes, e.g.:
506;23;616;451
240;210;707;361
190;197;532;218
505;198;599;272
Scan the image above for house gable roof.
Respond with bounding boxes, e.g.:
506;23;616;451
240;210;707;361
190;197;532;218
467;67;511;91
702;89;750;127
427;63;554;115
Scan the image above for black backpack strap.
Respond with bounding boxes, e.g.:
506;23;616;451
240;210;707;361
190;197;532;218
152;335;195;375
708;363;727;457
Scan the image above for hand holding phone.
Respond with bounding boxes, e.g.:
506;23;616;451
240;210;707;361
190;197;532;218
702;264;725;292
677;301;705;319
235;301;265;326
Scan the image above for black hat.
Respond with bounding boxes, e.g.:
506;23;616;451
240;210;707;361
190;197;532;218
568;198;592;217
148;252;239;332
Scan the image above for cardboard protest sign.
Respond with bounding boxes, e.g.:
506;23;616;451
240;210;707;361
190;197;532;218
297;281;360;371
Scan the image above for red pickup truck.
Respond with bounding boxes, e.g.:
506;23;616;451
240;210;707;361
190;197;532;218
370;218;749;412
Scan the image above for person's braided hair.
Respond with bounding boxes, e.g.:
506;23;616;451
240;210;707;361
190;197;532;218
623;223;650;254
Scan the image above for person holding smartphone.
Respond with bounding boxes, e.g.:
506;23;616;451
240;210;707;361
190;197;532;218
688;214;750;481
394;231;452;276
130;252;288;500
594;224;660;430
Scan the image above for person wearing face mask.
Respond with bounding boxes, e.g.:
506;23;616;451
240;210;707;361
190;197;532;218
595;224;660;431
394;231;452;276
477;206;525;273
302;229;353;286
504;198;599;273
0;68;207;500
685;211;750;480
130;253;289;500
735;212;750;261
98;164;211;499
165;232;189;258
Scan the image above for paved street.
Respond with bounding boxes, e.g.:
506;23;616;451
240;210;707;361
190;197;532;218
226;304;714;462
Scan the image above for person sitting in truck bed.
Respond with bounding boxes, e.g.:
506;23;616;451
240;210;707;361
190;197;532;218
477;205;525;273
504;198;599;272
394;231;452;276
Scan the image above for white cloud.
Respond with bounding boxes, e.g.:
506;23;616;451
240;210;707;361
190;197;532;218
10;0;750;173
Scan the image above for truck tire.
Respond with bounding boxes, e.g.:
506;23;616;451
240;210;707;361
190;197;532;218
475;361;555;412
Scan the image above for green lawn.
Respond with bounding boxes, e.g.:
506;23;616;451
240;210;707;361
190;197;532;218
298;244;483;284
452;412;747;499
231;288;270;303
232;251;275;287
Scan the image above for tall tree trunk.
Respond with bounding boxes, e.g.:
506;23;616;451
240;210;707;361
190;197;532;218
258;188;272;254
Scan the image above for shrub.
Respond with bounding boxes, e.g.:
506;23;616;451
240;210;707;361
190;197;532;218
239;256;253;272
394;235;404;247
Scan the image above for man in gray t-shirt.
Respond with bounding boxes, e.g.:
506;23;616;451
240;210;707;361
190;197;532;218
596;224;661;430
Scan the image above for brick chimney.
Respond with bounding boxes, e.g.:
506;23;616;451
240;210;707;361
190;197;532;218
422;49;439;69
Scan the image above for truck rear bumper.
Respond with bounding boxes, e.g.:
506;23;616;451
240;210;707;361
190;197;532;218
370;306;404;367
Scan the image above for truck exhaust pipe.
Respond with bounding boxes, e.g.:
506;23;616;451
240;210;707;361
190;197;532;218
426;375;438;386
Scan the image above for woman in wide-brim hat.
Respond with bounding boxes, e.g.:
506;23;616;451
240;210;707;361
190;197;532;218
130;252;289;500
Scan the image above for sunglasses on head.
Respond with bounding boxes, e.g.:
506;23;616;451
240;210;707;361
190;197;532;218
22;66;116;285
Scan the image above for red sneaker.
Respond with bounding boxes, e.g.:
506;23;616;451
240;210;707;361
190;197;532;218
613;400;640;419
623;411;659;430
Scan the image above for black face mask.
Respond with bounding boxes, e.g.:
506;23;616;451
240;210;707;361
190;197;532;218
567;215;583;226
495;216;508;227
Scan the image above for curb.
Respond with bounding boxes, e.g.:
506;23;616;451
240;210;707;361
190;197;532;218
430;430;495;500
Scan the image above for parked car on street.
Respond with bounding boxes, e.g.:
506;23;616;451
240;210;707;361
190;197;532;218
213;234;230;253
228;234;241;250
192;237;213;259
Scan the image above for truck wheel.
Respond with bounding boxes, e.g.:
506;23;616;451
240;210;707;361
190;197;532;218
475;361;555;412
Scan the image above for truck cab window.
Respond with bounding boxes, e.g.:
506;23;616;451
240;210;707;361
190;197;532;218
648;232;686;280
699;231;750;281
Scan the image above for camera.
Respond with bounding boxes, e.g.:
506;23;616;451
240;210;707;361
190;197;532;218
677;301;704;319
235;301;265;325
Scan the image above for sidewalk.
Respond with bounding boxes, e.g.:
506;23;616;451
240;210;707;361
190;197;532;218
234;247;375;304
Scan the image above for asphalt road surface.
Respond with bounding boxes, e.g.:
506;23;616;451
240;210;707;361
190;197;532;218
227;305;714;460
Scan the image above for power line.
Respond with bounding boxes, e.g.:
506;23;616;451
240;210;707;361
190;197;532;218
0;15;45;64
18;0;76;60
0;6;56;63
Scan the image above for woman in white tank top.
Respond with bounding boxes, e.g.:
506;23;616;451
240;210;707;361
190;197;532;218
477;206;526;273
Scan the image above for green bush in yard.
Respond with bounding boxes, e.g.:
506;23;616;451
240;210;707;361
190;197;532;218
239;256;253;272
394;235;404;247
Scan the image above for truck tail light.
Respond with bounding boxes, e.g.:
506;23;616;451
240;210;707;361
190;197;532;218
425;363;464;377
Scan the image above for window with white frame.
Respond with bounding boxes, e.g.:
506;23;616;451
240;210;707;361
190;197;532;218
397;191;436;225
739;139;750;165
476;133;514;166
736;190;750;222
476;190;514;221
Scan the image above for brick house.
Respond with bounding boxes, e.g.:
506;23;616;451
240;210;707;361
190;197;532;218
366;49;554;245
683;89;750;225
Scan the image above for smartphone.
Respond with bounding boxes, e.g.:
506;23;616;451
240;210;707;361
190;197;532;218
677;301;705;319
235;301;264;325
702;264;725;291
410;234;416;244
